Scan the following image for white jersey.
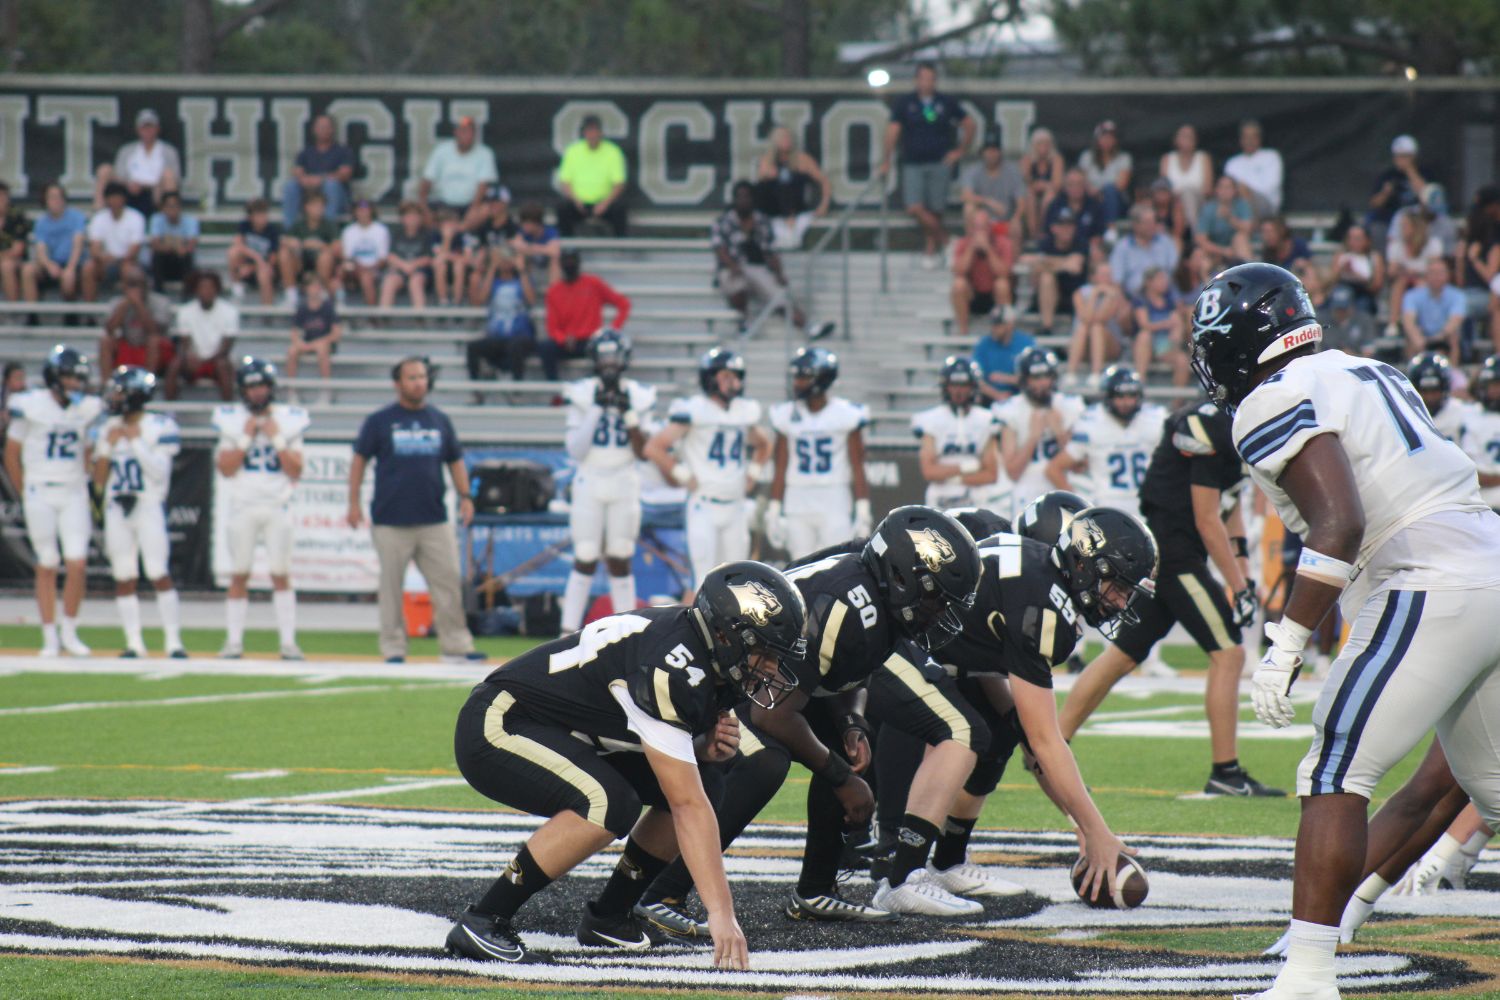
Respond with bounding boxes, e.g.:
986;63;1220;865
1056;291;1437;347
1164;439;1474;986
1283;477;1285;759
769;395;868;490
94;412;180;502
212;401;310;506
1463;404;1500;509
1234;350;1494;611
6;389;103;488
565;377;657;471
993;391;1086;509
667;394;762;501
1429;397;1479;448
1063;401;1166;517
911;402;1001;507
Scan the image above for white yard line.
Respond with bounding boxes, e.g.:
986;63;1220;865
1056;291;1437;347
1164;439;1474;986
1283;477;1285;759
0;681;465;717
249;778;468;804
0;655;486;682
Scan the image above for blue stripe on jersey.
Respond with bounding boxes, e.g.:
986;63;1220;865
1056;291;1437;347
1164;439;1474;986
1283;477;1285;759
1238;400;1317;465
159;435;182;445
911;427;924;439
1309;590;1424;795
1072;432;1090;443
669;413;691;424
7;408;21;419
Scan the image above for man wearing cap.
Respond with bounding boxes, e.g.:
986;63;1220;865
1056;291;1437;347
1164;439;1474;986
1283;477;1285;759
879;61;976;269
1367;134;1429;243
94;109;180;219
1023;205;1088;331
1319;284;1376;356
282;114;355;228
1223;119;1283;220
974;304;1036;403
556;115;628;238
419;116;499;243
1043;168;1106;258
959;133;1025;237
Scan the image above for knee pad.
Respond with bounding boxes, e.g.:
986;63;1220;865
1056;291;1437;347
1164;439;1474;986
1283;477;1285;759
964;756;1008;798
601;784;643;839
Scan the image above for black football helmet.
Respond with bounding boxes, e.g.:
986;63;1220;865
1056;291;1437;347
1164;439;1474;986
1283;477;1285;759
1100;364;1144;421
944;506;1012;541
789;346;839;399
1476;355;1500;414
1051;506;1159;636
106;366;157;415
590;329;632;385
693;560;808;710
236;356;277;414
1017;490;1092;547
42;345;91;404
1408;350;1452;414
1190;262;1320;413
699;347;746;399
862;505;982;652
939;355;982;409
1016;346;1061;406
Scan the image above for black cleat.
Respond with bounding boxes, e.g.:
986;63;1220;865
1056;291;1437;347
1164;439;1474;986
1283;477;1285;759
633;897;708;938
576;901;666;950
1204;765;1287;797
445;906;538;963
784;888;898;923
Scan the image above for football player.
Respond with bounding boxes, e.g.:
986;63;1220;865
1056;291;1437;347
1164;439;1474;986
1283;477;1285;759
1046;364;1165;518
1408;350;1475;445
645;348;768;591
91;367;185;658
912;355;1001;510
1464;354;1500;511
213;357;309;660
1057;397;1281;797
3;346;102;657
996;346;1084;519
560;330;656;633
1192;262;1500;1000
765;346;873;558
446;560;806;968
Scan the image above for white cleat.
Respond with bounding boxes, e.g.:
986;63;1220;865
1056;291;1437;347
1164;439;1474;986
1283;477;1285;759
219;643;243;660
37;645;60;659
871;871;984;917
1443;851;1480;890
61;635;91;658
1233;987;1340;1000
280;644;306;661
926;860;1027;897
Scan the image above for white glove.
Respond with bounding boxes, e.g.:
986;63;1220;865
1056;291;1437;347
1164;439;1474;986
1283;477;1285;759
1250;619;1305;729
764;500;789;549
852;498;873;538
957;457;981;475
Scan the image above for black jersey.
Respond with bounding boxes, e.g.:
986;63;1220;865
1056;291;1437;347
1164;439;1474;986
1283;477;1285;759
781;551;915;697
485;606;731;749
936;533;1080;688
1137;401;1245;569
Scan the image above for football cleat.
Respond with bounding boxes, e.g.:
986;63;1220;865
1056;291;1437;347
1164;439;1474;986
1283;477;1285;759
784;888;898;923
445;906;539;963
168;647;188;660
279;644;306;662
62;634;91;658
120;645;145;660
872;871;984;916
926;860;1028;897
219;643;243;660
576;901;665;950
633;898;708;938
1203;765;1285;797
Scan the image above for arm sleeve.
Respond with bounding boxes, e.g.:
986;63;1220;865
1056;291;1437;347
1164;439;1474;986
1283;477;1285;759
1232;374;1327;482
609;683;696;763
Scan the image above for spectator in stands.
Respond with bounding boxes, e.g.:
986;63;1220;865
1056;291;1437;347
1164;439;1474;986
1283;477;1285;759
950;207;1013;337
512;200;561;294
1063;260;1129;385
166;270;236;401
1459;186;1500;348
1146;177;1186;257
467;247;535;382
94;109;180;218
712;181;822;336
1109;204;1178;299
1131;265;1188;386
0;182;30;303
556;114;629;238
99;269;173;377
1224;119;1282;219
338;199;390;306
1193;174;1254;271
87;182;146;293
145;191;198;293
1401;257;1466;359
1078;120;1132;226
281;113;354;228
380;202;435;309
226;199;281;305
1392;183;1458;260
1319;284;1377;356
755;125;830;249
285;274;342;383
463;196;518;305
1330;222;1384;315
1045;168;1106;259
1297;259;1332;313
1160;123;1213;224
1023;205;1087;331
1259;216;1311;271
1020;127;1065;246
1366;135;1427;243
541;249;630;381
880;61;975;269
960;131;1025;239
279;189;339;294
0;362;25;447
1386;209;1444;325
419;116;498;245
975;303;1036;403
22;183;92;303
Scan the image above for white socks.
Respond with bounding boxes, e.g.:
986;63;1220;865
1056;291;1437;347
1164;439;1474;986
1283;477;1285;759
273;590;297;646
1340;872;1389;941
1277;918;1339;986
561;570;593;633
1462;828;1492;858
608;575;636;615
225;597;249;646
116;595;144;650
61;616;82;644
40;621;59;650
157;588;183;650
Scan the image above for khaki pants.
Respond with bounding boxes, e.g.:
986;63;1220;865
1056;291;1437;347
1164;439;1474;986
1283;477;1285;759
372;522;474;659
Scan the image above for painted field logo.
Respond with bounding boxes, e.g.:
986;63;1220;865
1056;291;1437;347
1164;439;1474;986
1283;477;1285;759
0;799;1488;994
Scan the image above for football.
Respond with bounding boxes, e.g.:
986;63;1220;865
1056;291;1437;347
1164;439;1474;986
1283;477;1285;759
1070;853;1150;909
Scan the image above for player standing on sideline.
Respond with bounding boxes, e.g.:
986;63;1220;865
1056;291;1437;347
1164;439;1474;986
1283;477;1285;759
213;358;309;660
996;346;1084;519
645;348;768;591
1191;262;1500;1000
91;367;185;658
765;347;873;558
1047;364;1165;518
1464;355;1500;511
4;346;102;657
913;356;1001;509
560;331;656;632
1408;350;1475;445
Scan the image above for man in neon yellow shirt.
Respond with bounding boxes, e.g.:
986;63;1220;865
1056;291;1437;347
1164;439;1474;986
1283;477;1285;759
556;115;628;237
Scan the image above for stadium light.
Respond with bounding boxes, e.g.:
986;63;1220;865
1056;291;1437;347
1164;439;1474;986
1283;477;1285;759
1404;65;1419;81
867;67;891;89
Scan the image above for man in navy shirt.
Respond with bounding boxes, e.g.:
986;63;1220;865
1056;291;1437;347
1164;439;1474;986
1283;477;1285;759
880;61;974;268
282;114;355;227
347;357;483;664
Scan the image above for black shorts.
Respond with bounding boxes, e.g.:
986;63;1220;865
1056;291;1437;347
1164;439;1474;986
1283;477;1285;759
454;682;667;837
968;290;996;317
867;656;989;756
1111;561;1242;662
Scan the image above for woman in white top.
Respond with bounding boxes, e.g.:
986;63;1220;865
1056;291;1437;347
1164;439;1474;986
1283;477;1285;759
1386;211;1444;322
1078;120;1132;225
1020;127;1065;243
1330;223;1384;314
1159;124;1213;224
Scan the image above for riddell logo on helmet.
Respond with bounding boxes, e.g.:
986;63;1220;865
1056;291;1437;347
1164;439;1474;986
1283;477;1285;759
1281;327;1319;351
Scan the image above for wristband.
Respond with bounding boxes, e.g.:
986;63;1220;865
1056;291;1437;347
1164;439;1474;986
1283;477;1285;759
837;712;873;741
1297;546;1354;589
670;464;693;486
1266;617;1313;655
812;753;853;788
271;434;289;452
747;461;767;481
1231;535;1249;559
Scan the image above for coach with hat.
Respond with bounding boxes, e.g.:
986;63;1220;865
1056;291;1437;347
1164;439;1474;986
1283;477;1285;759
95;108;181;218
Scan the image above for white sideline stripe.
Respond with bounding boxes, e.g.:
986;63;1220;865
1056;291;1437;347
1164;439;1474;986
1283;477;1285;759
0;766;57;776
261;778;468;804
0;681;464;716
226;770;291;781
0;655;484;682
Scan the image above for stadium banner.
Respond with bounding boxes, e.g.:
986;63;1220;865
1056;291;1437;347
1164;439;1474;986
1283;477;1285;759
0;75;1493;215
